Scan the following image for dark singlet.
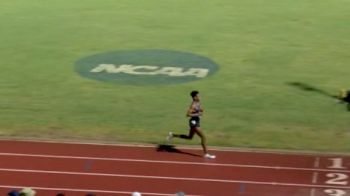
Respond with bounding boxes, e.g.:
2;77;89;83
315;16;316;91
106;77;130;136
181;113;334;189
189;101;201;127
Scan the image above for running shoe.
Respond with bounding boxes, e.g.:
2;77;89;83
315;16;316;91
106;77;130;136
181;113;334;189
167;132;173;142
204;153;216;159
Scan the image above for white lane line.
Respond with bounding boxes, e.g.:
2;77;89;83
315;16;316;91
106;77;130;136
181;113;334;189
0;152;349;173
312;172;319;184
312;157;320;184
2;138;350;156
0;185;201;196
1;168;350;190
314;157;320;168
310;188;316;196
310;157;320;196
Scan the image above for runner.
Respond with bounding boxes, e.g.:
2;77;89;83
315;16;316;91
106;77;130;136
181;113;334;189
167;90;216;159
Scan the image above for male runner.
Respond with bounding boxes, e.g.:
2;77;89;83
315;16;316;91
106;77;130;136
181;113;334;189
167;90;216;159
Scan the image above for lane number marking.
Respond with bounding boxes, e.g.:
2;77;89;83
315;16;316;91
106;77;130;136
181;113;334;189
324;189;346;196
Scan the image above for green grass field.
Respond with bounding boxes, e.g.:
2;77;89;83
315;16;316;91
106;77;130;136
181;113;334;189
1;0;350;152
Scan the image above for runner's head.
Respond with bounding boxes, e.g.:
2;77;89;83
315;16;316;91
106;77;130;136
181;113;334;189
190;90;199;101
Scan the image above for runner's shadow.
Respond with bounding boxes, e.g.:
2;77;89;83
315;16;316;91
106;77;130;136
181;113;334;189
287;82;337;99
156;144;201;157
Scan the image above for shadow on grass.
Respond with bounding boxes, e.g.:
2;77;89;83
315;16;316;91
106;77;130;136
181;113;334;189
287;82;337;99
156;144;201;157
287;82;350;111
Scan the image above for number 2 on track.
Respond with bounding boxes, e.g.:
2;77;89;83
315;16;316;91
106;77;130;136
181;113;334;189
325;173;349;185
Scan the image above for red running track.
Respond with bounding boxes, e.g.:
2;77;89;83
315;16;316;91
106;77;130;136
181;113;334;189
0;140;349;196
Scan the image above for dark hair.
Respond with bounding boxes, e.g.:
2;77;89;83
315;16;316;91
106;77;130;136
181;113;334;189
190;90;199;99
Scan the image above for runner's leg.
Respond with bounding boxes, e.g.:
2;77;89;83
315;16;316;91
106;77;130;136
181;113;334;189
173;128;195;140
193;127;207;154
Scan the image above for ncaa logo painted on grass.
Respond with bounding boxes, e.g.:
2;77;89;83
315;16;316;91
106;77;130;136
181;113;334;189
75;49;219;85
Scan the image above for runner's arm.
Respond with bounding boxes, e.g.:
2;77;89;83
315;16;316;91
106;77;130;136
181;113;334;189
186;105;202;117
